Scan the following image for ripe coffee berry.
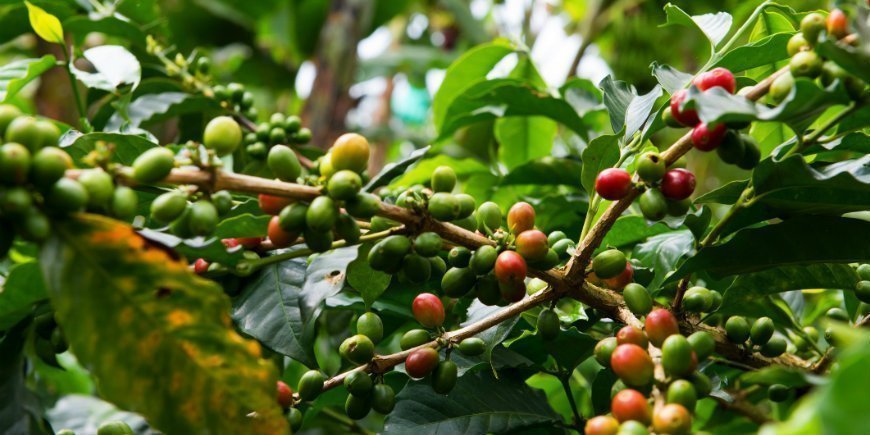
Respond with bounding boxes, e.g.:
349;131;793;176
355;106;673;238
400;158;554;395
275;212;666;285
584;416;619;435
193;258;209;274
693;67;736;94
267;216;296;248
507;202;535;234
594;168;632;200
691;123;727;151
826;9;848;39
669;89;700;127
276;380;293;408
405;347;439;378
660;169;695;200
611;389;651;424
258;193;292;215
515;229;549;262
645;308;680;347
412;293;445;328
611;344;654;387
653;403;691;435
494;250;527;286
616;325;649;348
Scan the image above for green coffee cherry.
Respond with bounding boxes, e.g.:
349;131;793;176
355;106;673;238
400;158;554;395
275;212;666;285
188;200;218;236
0;142;31;185
46;178;88;213
339;334;375;364
278;203;308;232
78;169;115;209
661;334;695;377
344;370;373;397
768;384;789;402
297;370;325;401
400;329;430;350
132;147;175;183
428;192;460;221
5;116;41;151
750;317;775;346
21;209;50;241
682;286;712;313
786;33;809;56
345;193;381;219
305;196;337;232
592;249;626;279
303;227;333;253
769;72;795;104
537;308;560;341
0;104;22;136
110;186;138;220
455;193;476;218
799;12;825;43
1;187;31;215
203;116;242;156
475;273;501;306
717;131;745;165
441;267;476;297
267;145;302;181
457;337;486;356
855;280;870;304
737;136;760;170
431;360;458;394
335;214;361;245
637;152;666;182
667;379;697;410
470;245;498;275
639;189;667;221
760;335;786;357
96;421;134;435
371;384;396;414
858;264;870;281
623;283;652;315
211;190;233;215
287;408;303;432
551;238;575;259
30;147;71;188
345;393;371;420
448;246;472;268
357;312;384;343
327;170;362;200
431;166;457;192
790;51;823;78
687;331;715;360
725;316;750;343
476;201;502;232
401;253;431;283
413;232;442;257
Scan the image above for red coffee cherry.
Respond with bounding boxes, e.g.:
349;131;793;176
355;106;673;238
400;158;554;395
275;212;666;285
507;202;535;234
660;169;696;200
611;389;651;424
595;168;632;200
616;325;649;348
669;89;700;127
258;193;292;215
611;344;654;387
584;415;619;435
691;123;727;151
193;258;209;274
826;9;848;39
645;308;680;347
221;238;240;249
237;237;262;249
602;262;633;291
276;380;293;408
494;250;527;286
693;67;736;94
405;347;439;378
412;293;445;328
268;215;296;248
653;403;692;435
515;229;549;262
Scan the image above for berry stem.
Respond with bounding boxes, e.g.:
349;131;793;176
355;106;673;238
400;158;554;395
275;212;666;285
60;43;88;129
783;102;861;157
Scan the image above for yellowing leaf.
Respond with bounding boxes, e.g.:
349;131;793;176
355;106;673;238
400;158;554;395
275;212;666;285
40;214;289;434
25;1;64;44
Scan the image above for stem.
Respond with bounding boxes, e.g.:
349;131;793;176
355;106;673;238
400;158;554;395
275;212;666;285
714;1;772;56
61;43;87;127
784;102;861;157
559;375;584;428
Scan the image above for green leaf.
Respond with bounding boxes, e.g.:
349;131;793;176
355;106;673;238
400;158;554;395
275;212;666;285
384;370;560;434
138;229;246;267
666;216;870;282
25;1;63;44
695;179;749;205
71;45;141;92
47;395;150;434
390;154;489;188
0;321;47;435
432;39;515;131
365;145;430;192
751;155;870;215
232;251;316;367
561;77;603;115
300;246;356;323
501;157;582;186
494;116;557;170
347;243;391;307
713;33;791;73
64;16;146;47
600;76;661;140
105;92;220;130
60;131;156;166
662;4;732;54
740;365;821;388
632;230;695;292
650;62;693;94
815;38;870;83
462;300;521;363
745;9;795;81
803;132;870;156
214;213;268;239
40;214;288;434
580;133;619;194
0;262;47;330
0;56;56;103
437;79;588;140
508;327;596;371
600;215;672;250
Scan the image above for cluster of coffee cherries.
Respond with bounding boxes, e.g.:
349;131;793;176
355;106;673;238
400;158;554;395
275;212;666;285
722;315;787;359
0;104;140;253
377;165;477;229
262;133;380;251
244;113;312;160
772;9;866;103
587;308;715;435
594;157;696;223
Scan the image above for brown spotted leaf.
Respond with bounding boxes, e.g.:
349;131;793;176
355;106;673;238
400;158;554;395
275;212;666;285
40;214;289;435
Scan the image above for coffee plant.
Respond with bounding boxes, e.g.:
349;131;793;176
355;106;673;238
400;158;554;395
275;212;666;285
0;1;868;434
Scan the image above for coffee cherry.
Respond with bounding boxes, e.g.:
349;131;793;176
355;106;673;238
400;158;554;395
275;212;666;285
0;143;31;185
760;335;786;357
414;232;442;257
584;415;619;435
31;147;71;188
515;229;549;262
653;403;691;435
667;380;697;411
695;67;736;93
476;201;502;232
20;209;50;241
750;317;775;345
507;202;535;234
297;370;325;401
331;133;370;173
203;116;242;156
327;170;362;200
345;370;374;397
193;258;209;274
400;329;431;350
372;384;396;414
469;245;497;275
368;235;411;273
636;152;666;183
304;227;333;252
595;168;633;200
431;166;457;193
615;326;647;348
5;116;41;151
826;307;850;322
716;130;745;165
448;246;472;268
686;331;715;361
800;12;826;43
441;266;476;297
768;384;789;402
405;347;439;378
826;9;848;39
592;249;627;279
499;280;526;303
268;215;296;248
269;127;287;145
682;286;713;313
611;389;651;424
769;72;795;103
278;203;308;232
188;200;218;236
1;187;31;215
0;104;22;136
645;308;679;348
455;193;475;218
96;421;134;435
790;51;823;78
856;280;870;303
276;380;293;408
305;196;337;232
287;408;303;432
428;192;460;221
339;334;375;364
267;145;301;182
357;312;384;343
691;122;727;151
345;192;381;219
662;335;697;377
552;238;575;259
603;262;634;291
787;33;809;56
457;337;486;356
46;178;88;213
661;106;683;128
537;308;560;341
594;337;618;367
258;194;292;215
737;135;761;170
78;169;114;209
345;394;371;420
35;119;61;149
623;283;652;315
669;89;700;127
725;316;750;343
432;360;458;394
494;250;527;286
639;189;668;221
616;421;649;435
413;293;445;328
318;153;336;179
475;274;501;305
611;344;654;387
149;191;185;223
660;169;695;200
